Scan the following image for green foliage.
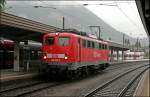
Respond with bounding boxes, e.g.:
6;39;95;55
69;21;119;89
0;0;6;11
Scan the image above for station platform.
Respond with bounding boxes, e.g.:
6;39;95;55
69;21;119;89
110;59;149;64
0;69;38;83
134;69;149;96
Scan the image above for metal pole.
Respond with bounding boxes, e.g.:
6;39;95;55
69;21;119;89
123;34;125;47
62;16;64;29
98;26;101;39
122;34;125;61
137;38;138;51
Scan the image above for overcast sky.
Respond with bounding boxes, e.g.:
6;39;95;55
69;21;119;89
78;1;148;38
5;0;148;39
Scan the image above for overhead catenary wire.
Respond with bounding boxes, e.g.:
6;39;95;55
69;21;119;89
37;0;97;32
126;0;146;37
36;0;120;36
37;0;118;6
114;0;143;34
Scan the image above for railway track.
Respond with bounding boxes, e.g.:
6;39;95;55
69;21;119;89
84;64;149;97
0;80;62;97
107;61;148;71
0;80;44;93
106;62;138;71
0;62;149;97
117;68;146;97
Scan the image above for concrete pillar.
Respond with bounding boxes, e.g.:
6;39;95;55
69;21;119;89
117;50;119;62
23;43;30;72
14;42;20;71
122;50;124;61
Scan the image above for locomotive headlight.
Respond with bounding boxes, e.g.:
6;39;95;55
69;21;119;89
55;32;59;36
64;56;68;59
43;52;47;59
43;55;47;59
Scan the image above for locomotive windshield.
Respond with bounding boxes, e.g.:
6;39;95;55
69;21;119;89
46;37;54;45
58;37;69;46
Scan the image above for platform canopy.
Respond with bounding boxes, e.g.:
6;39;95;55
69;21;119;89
0;12;62;42
108;41;129;51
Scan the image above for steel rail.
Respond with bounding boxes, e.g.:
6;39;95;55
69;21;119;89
84;64;149;97
0;82;60;97
1;78;72;97
15;82;61;97
118;67;149;97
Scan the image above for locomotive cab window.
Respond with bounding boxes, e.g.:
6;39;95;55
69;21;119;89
46;37;54;45
102;44;105;49
59;37;70;46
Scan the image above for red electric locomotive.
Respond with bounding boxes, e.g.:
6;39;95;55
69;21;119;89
41;29;110;77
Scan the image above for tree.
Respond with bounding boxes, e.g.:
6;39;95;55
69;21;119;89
138;41;141;48
135;39;141;50
109;37;111;40
0;0;6;11
127;39;130;46
124;39;128;46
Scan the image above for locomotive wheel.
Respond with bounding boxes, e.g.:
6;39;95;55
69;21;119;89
82;66;89;77
77;69;82;78
100;64;106;70
38;68;46;73
66;70;80;79
66;70;74;79
89;67;97;74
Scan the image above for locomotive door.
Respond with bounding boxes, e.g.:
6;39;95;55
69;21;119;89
77;38;81;62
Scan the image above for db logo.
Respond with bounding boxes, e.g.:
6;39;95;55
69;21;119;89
93;52;101;57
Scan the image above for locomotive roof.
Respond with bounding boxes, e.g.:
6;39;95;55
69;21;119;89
44;32;108;45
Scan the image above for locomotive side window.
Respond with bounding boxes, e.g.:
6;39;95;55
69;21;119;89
59;37;69;46
95;42;99;49
99;43;102;49
102;44;105;49
47;37;54;45
87;40;91;48
104;44;106;49
106;45;108;50
92;41;95;48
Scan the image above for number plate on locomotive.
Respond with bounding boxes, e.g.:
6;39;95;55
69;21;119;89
47;54;64;58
